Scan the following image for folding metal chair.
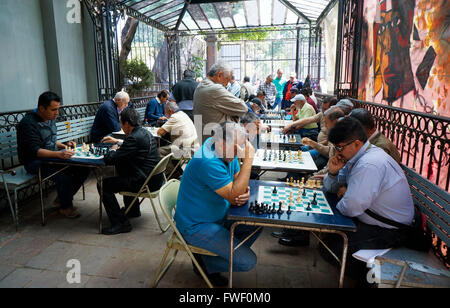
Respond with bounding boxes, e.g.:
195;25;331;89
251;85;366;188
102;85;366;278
152;179;218;288
119;153;173;233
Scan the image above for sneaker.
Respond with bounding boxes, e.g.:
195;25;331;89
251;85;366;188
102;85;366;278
58;207;80;219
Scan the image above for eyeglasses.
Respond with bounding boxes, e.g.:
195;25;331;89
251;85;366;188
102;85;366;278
333;140;355;152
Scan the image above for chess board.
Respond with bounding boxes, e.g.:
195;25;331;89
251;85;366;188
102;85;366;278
257;186;333;215
69;145;109;160
262;119;293;127
260;132;300;144
253;149;317;171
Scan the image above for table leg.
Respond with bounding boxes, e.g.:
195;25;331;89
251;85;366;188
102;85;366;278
98;168;103;234
38;165;45;226
337;231;349;288
228;221;240;288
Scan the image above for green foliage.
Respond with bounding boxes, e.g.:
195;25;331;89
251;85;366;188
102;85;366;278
120;58;154;97
187;55;205;79
216;28;274;50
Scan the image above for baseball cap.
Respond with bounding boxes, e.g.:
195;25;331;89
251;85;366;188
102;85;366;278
291;94;306;102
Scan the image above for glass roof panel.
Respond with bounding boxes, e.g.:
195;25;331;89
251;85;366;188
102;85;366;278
200;3;223;29
182;11;199;30
178;22;187;31
260;0;273;26
230;1;247;28
245;0;259;27
273;0;287;25
119;0;334;31
214;3;235;28
148;4;184;20
285;8;298;24
188;4;211;29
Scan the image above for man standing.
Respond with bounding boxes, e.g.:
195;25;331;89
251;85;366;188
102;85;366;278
281;72;300;110
272;69;286;110
100;108;162;235
17;92;90;218
257;74;277;109
193;61;248;143
171;70;198;122
91;91;132;143
174;122;261;286
240;76;255;102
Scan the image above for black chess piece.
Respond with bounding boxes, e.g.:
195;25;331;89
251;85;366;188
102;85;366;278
302;188;306;197
277;203;283;215
287;206;292;215
272;203;277;214
272;186;277;194
306;202;312;211
311;192;317;206
249;202;255;212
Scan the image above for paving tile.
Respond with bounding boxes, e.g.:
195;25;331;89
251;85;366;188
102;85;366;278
0;264;17;281
0;235;55;266
26;269;89;288
0;267;42;288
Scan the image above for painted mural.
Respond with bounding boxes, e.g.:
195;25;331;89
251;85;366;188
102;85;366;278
358;0;449;117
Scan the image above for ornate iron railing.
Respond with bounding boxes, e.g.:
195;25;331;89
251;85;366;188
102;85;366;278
315;93;450;192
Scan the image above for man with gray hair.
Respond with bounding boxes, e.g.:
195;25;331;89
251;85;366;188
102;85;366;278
194;61;248;144
91;91;132;143
257;74;277;109
336;99;354;115
174;121;261;286
157;101;199;178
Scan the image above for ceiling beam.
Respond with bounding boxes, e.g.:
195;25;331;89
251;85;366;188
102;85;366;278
175;1;191;31
278;0;311;24
316;0;338;26
116;2;171;32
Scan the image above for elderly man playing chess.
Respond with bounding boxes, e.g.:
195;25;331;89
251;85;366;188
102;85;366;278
17;92;90;218
157;101;199;178
174;122;261;287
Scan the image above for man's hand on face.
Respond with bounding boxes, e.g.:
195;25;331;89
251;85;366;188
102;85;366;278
328;155;345;176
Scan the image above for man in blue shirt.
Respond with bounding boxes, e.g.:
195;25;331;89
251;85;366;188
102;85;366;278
174;122;260;286
145;90;169;126
91;91;131;143
321;117;414;280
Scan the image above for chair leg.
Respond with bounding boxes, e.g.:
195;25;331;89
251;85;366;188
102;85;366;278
82;184;85;201
152;248;178;288
2;178;16;227
187;250;214;288
14;189;19;231
149;197;170;233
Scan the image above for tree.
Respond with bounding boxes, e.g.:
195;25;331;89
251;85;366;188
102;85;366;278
121;58;154;97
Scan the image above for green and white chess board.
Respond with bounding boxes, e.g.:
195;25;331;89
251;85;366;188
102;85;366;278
257;186;334;215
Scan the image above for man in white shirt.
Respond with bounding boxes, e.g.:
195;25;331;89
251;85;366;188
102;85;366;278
158;101;200;177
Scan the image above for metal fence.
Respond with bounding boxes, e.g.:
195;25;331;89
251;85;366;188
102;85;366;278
315;93;450;192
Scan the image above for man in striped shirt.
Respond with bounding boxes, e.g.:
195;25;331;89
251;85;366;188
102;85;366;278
257;75;277;110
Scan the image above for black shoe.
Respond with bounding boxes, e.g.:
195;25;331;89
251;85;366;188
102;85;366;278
192;255;228;287
271;229;302;239
102;221;132;235
121;207;141;218
278;236;310;247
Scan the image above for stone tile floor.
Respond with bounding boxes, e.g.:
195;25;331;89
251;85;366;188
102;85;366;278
0;172;356;288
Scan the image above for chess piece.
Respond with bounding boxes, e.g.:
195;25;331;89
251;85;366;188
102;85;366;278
249;202;255;212
277;203;283;215
302;188;306;197
306;202;311;211
311;193;317;206
272;186;277;194
287;206;292;215
271;203;277;214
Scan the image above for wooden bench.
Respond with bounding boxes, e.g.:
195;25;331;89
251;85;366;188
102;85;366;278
372;166;450;288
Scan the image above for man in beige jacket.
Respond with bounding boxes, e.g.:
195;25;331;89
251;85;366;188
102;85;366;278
194;61;248;143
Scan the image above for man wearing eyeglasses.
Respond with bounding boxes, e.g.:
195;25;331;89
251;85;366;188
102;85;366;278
321;117;414;280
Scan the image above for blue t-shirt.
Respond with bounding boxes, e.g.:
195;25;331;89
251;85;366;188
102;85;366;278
174;138;240;235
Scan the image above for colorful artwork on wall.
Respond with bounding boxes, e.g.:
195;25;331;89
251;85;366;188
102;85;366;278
358;0;449;117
